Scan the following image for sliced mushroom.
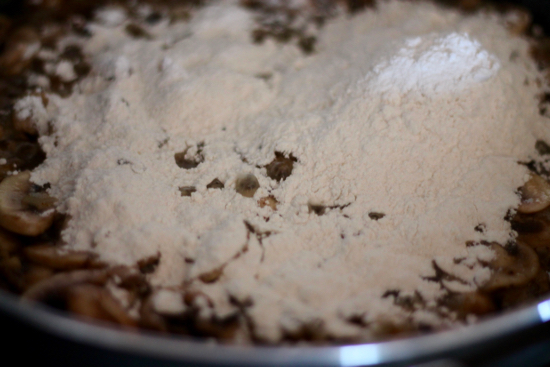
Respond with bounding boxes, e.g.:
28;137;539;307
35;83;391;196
0;227;20;260
440;291;495;319
22;268;111;301
308;203;326;215
0;27;40;76
66;284;137;327
369;212;385;220
174;145;204;169
535;140;550;156
140;293;168;332
60;45;84;62
258;195;277;210
179;186;196;197
298;35;316;55
23;265;55;289
370;317;417;339
13;113;38;136
481;242;540;292
137;253;160;274
23;243;97;270
110;266;150;297
206;178;224;190
283;318;326;342
12;93;48;135
125;24;152;40
0;221;24;290
517;174;550;214
184;289;214;308
0;171;56;236
199;266;224;283
192;313;241;341
513;212;550;268
0;255;24;291
495;267;550;309
21;191;57;211
145;12;163;25
265;152;296;182
235;174;259;198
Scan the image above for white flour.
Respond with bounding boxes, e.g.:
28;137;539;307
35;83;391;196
15;0;550;341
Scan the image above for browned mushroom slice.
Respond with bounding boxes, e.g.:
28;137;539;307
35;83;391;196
174;145;204;169
513;214;550;268
23;265;55;289
140;294;168;332
481;242;540;292
308;203;326;215
283;318;326;342
179;186;196;197
494;267;550;309
258;195;277;210
0;171;55;236
517;174;550;214
125;23;153;40
0;228;26;290
0;226;20;259
369;212;385;220
235;174;260;198
0;27;40;76
141;289;190;334
66;284;137;327
12;93;48;135
192;313;241;340
370;317;418;340
176;290;243;339
265;152;297;182
23;243;98;270
110;266;150;297
184;289;214;308
0;255;24;291
21;191;57;211
298;35;316;55
13;111;38;136
440;291;495;319
22;268;111;301
206;178;224;189
198;266;224;283
456;0;483;11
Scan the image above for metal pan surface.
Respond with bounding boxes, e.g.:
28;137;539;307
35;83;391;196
2;1;550;366
1;289;550;366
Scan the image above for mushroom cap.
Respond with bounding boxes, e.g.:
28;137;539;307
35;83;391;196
0;171;55;236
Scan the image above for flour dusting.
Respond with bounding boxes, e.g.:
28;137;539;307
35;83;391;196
15;0;550;341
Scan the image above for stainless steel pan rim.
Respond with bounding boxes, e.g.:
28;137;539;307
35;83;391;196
1;289;549;367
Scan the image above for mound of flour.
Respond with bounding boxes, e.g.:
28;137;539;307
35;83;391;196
15;0;549;341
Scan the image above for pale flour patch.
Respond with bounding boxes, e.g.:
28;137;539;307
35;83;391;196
18;0;549;341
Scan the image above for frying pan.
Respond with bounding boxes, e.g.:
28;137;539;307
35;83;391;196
1;1;550;366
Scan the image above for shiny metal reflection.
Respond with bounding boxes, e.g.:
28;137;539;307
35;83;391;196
537;299;550;322
339;344;379;366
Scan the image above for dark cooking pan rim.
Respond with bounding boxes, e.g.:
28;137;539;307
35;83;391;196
0;289;548;366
